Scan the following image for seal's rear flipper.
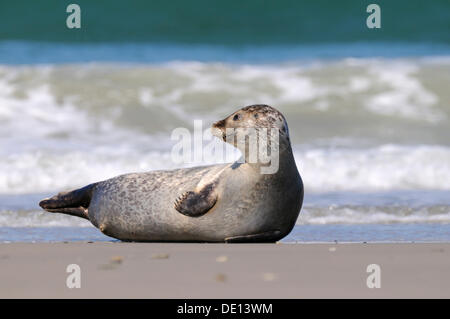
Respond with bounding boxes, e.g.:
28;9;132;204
44;207;89;219
39;183;96;220
225;230;282;243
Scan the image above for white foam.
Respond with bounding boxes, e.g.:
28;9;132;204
2;204;449;227
0;60;450;194
296;144;450;192
365;61;443;122
1;144;450;194
298;205;450;225
1;59;449;126
0;210;92;227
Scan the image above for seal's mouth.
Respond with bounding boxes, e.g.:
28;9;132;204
211;126;233;142
211;119;227;141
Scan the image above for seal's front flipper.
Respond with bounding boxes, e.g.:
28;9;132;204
225;230;282;243
174;183;217;217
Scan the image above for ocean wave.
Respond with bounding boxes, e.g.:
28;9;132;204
0;210;92;227
0;58;448;130
0;58;449;194
298;205;450;225
0;144;450;194
2;204;449;228
296;144;450;192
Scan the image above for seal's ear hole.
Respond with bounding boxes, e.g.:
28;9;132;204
254;114;258;119
233;114;240;121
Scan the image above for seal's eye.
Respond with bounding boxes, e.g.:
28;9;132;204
233;114;240;121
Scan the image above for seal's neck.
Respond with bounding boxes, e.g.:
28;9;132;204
237;138;294;175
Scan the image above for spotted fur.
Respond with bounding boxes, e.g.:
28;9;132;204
39;104;303;242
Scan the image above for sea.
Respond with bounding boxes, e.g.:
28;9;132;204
0;1;449;242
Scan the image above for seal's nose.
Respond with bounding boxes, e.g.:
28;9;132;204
212;119;225;129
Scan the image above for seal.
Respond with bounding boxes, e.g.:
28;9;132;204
39;104;304;242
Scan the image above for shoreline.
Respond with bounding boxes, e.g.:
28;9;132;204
1;242;449;298
3;224;450;243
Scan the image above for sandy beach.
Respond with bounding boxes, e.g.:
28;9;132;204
0;243;449;299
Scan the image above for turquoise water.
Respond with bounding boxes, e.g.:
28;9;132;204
1;41;449;64
1;0;449;44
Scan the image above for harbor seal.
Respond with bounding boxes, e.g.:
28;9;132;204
39;104;303;242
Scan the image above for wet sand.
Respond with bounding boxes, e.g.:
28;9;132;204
0;243;449;298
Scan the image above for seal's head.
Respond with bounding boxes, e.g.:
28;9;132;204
212;104;291;173
212;104;290;146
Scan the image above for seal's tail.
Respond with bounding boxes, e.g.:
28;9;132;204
39;183;96;220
